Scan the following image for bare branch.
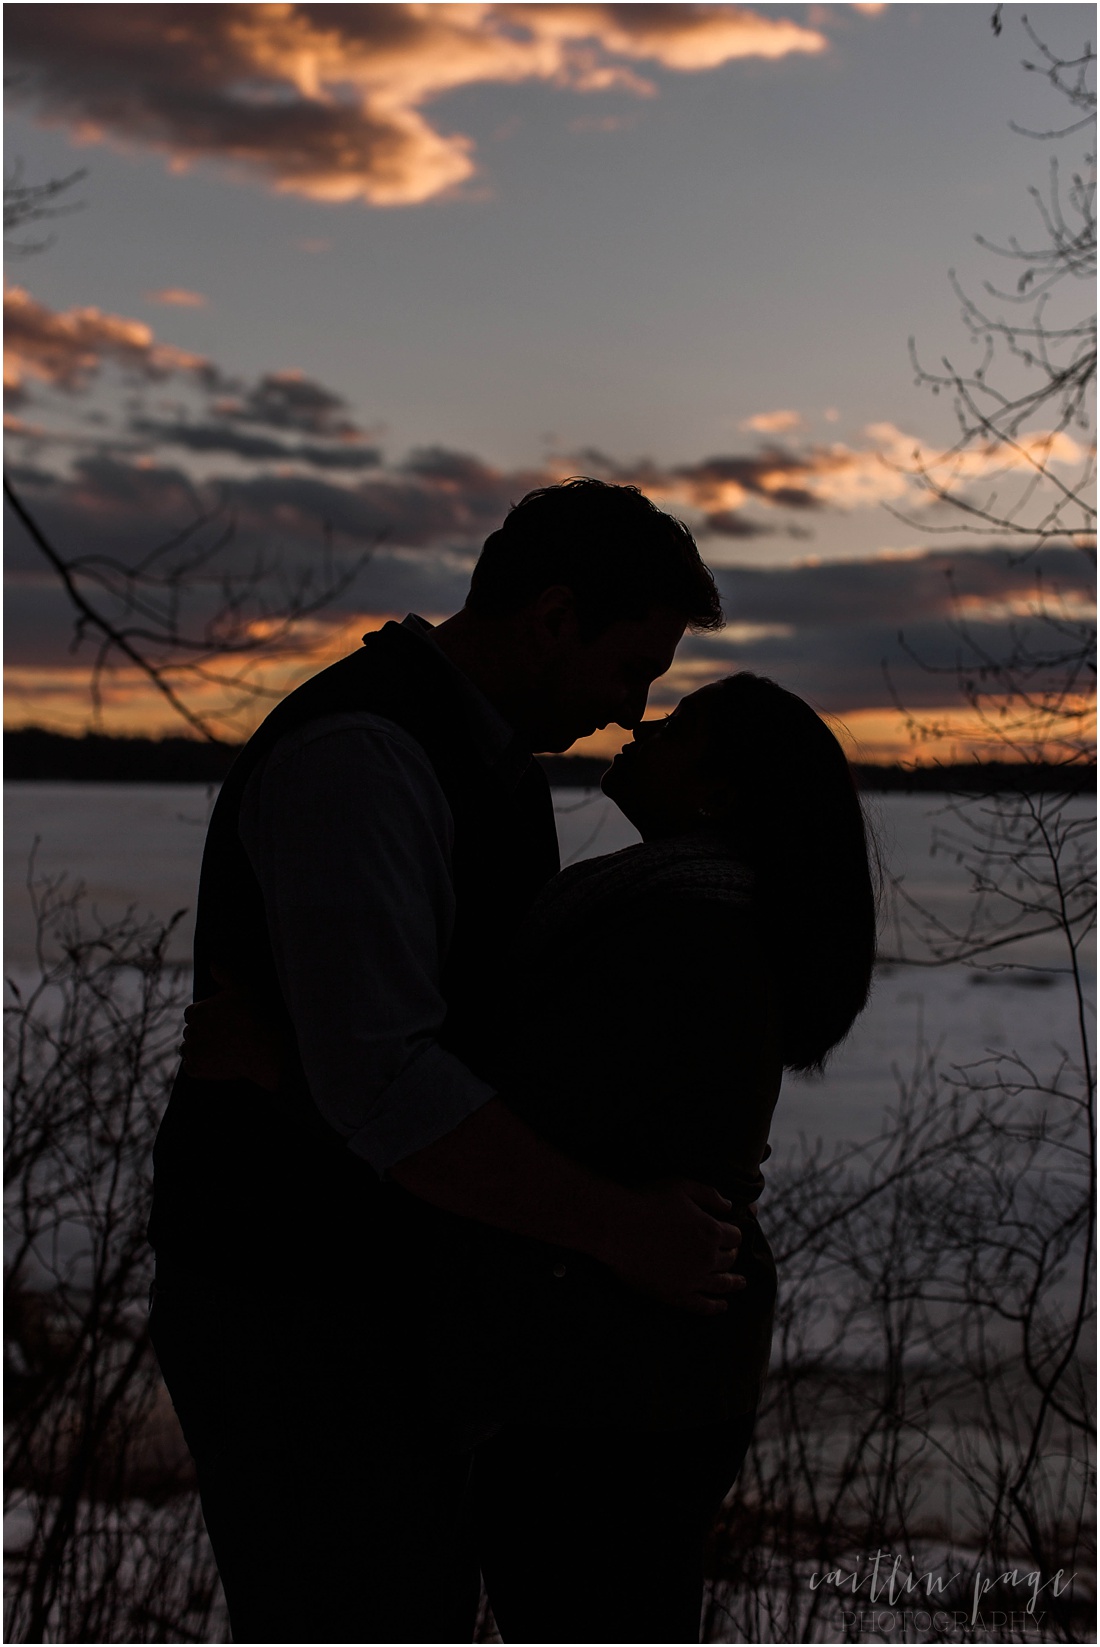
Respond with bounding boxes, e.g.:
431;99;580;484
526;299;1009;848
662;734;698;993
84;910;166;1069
4;160;86;258
900;29;1095;544
4;474;373;742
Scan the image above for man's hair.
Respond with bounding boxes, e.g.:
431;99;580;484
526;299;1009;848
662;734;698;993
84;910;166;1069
466;477;723;638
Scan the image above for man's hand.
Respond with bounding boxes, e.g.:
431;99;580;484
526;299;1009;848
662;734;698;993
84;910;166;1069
592;1179;744;1316
179;968;285;1092
390;1098;746;1314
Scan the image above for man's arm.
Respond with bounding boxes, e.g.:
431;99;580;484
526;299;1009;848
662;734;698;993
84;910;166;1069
239;714;742;1312
240;712;500;1169
390;1098;744;1314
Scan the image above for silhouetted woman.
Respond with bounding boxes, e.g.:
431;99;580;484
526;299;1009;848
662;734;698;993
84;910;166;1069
459;672;875;1644
182;672;876;1645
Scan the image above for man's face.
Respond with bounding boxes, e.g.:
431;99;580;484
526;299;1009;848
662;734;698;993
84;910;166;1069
528;603;687;753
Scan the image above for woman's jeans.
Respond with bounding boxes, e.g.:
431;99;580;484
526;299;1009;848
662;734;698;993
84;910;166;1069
473;1414;757;1644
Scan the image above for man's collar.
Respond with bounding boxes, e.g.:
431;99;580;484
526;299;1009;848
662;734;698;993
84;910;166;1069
398;613;532;787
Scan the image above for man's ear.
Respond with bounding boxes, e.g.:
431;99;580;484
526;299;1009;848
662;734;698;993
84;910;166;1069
528;585;582;650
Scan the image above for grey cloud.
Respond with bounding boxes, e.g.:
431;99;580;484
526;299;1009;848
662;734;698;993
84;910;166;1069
396;445;547;523
3;550;473;669
7;451;1092;723
399;447;502;485
4;456;209;576
294;444;384;472
4;573;94;668
573;445;825;507
571;444;835;537
2;448;544;576
4;283;226;401
4;289;388;476
218;372;364;438
665;548;1097;713
131;417;383;470
4;461;62;492
703;510;776;539
710;549;1094;630
667;614;1077;713
675;452;824;510
212;450;547;550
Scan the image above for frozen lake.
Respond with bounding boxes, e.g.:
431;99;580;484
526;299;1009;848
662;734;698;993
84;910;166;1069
4;781;1094;1158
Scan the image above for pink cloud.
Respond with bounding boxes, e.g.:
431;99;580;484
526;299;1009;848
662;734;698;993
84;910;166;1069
144;287;207;307
6;3;829;208
571;421;1089;533
3;285;220;401
9;288;1079;539
739;409;804;434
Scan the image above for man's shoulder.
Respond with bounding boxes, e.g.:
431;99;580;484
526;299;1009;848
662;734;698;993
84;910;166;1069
262;710;434;778
239;712;449;847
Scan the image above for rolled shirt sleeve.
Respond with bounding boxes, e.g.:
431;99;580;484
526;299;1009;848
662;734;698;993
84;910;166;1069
239;710;497;1174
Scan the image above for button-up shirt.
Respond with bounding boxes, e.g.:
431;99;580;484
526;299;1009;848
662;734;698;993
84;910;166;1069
239;614;530;1174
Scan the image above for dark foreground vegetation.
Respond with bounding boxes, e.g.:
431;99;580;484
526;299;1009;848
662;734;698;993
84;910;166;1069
4;10;1094;1632
5;785;1094;1642
5;728;1094;794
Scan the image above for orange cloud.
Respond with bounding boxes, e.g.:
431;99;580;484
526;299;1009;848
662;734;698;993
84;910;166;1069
860;419;1087;498
7;431;1090;755
576;420;1090;535
739;409;804;434
144;287;207;307
504;4;828;71
6;4;829;208
6;670;1082;765
3;285;219;402
825;702;1097;766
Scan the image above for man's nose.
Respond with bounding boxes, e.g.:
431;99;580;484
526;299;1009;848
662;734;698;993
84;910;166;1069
616;685;649;729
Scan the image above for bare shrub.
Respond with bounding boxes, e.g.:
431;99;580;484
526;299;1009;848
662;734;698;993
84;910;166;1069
4;872;227;1644
703;1013;1095;1643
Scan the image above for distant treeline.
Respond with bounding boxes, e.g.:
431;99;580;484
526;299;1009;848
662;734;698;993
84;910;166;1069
4;728;1095;794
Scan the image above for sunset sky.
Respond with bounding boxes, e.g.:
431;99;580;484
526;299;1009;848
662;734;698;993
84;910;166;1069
4;2;1095;759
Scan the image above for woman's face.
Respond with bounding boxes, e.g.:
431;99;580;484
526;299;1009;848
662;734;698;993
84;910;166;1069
601;685;729;839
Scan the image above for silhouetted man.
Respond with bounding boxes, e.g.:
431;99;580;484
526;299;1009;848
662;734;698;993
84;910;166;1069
149;478;739;1643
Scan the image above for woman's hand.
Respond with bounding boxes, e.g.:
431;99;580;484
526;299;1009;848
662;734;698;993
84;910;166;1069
179;967;286;1092
593;1179;746;1316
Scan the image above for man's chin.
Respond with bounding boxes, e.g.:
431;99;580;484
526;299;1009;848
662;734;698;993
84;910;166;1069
535;728;591;755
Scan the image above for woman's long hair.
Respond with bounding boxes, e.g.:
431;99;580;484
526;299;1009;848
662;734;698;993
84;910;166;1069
704;673;877;1071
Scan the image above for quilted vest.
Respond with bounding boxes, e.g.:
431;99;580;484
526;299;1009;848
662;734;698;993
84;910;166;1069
149;621;561;1292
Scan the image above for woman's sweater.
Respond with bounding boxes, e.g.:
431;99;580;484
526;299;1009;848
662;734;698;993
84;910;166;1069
447;833;783;1432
